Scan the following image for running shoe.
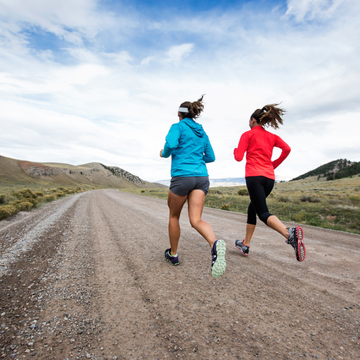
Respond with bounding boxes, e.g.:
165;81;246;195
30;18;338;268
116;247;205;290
211;240;226;278
286;226;306;262
235;239;250;256
164;248;179;266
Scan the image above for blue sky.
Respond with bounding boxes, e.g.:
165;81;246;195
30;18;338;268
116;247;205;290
1;0;359;182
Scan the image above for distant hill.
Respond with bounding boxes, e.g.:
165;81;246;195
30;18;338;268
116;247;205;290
0;155;164;189
291;159;360;181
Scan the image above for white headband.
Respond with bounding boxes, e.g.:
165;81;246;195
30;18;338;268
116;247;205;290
179;107;189;113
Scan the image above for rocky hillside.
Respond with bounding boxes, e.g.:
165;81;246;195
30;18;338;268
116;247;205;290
0;155;163;189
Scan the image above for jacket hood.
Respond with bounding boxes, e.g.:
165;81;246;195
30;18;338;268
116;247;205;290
181;118;204;137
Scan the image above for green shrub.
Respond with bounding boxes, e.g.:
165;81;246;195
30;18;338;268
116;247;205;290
56;191;65;198
13;188;37;199
26;198;38;207
141;190;145;193
0;194;6;204
35;191;44;197
221;204;230;210
300;195;321;203
278;196;290;203
15;201;33;211
237;188;248;196
61;188;74;194
0;205;18;220
43;195;56;202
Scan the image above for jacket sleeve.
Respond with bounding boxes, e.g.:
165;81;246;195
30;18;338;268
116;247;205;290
234;132;249;162
161;124;180;158
272;135;291;169
203;135;215;163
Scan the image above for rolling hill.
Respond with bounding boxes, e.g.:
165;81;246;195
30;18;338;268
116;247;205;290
291;159;360;181
0;155;164;189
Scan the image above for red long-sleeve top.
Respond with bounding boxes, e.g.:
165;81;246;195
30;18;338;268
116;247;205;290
234;126;291;180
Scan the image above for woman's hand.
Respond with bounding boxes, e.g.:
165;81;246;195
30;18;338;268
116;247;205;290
159;149;163;158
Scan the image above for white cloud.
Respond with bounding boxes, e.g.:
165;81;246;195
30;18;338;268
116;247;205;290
0;0;100;40
165;43;194;64
285;0;347;22
0;0;360;182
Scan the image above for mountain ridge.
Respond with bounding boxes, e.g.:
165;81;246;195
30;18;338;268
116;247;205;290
0;155;164;189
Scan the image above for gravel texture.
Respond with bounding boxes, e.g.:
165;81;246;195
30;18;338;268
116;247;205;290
0;189;359;359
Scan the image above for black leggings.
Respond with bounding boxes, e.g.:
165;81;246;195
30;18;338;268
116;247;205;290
246;176;275;225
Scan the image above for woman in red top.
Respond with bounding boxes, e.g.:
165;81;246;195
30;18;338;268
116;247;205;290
233;104;306;262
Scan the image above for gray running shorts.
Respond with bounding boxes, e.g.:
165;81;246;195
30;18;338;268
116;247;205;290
169;176;210;196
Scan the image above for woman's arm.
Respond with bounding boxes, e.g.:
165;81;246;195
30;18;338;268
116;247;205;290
161;124;181;158
233;132;249;162
203;135;215;163
272;136;291;169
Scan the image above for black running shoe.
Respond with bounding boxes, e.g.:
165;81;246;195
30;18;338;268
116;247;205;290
211;240;226;278
286;226;306;262
164;248;179;266
235;239;249;256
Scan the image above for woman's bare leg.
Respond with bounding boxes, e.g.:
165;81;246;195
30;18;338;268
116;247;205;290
187;190;216;248
266;215;290;238
243;224;256;246
167;190;188;255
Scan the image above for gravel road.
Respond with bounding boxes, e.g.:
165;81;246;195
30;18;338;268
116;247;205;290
0;189;359;359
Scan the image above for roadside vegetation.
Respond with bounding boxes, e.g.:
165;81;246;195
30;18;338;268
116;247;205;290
0;186;85;221
123;175;360;234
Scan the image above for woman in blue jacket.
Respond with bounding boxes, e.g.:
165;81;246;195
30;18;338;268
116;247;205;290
160;96;226;278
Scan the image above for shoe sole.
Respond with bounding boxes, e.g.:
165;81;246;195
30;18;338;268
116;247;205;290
212;240;226;278
165;256;179;266
235;243;249;257
296;227;306;262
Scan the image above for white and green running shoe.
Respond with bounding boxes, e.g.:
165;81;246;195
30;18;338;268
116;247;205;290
211;239;226;278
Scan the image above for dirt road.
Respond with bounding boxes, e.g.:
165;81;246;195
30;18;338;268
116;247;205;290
0;189;359;359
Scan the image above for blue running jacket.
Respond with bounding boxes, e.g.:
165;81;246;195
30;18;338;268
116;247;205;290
162;118;215;177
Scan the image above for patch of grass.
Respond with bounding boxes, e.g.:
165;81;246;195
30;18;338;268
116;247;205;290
349;195;360;205
123;176;360;234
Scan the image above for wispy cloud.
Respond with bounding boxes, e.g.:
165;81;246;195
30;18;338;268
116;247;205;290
285;0;347;22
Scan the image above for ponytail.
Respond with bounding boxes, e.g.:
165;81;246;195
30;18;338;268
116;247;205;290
179;95;205;120
251;103;285;129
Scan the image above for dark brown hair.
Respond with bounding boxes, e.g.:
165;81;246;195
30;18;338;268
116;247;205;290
179;95;205;120
251;103;285;129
